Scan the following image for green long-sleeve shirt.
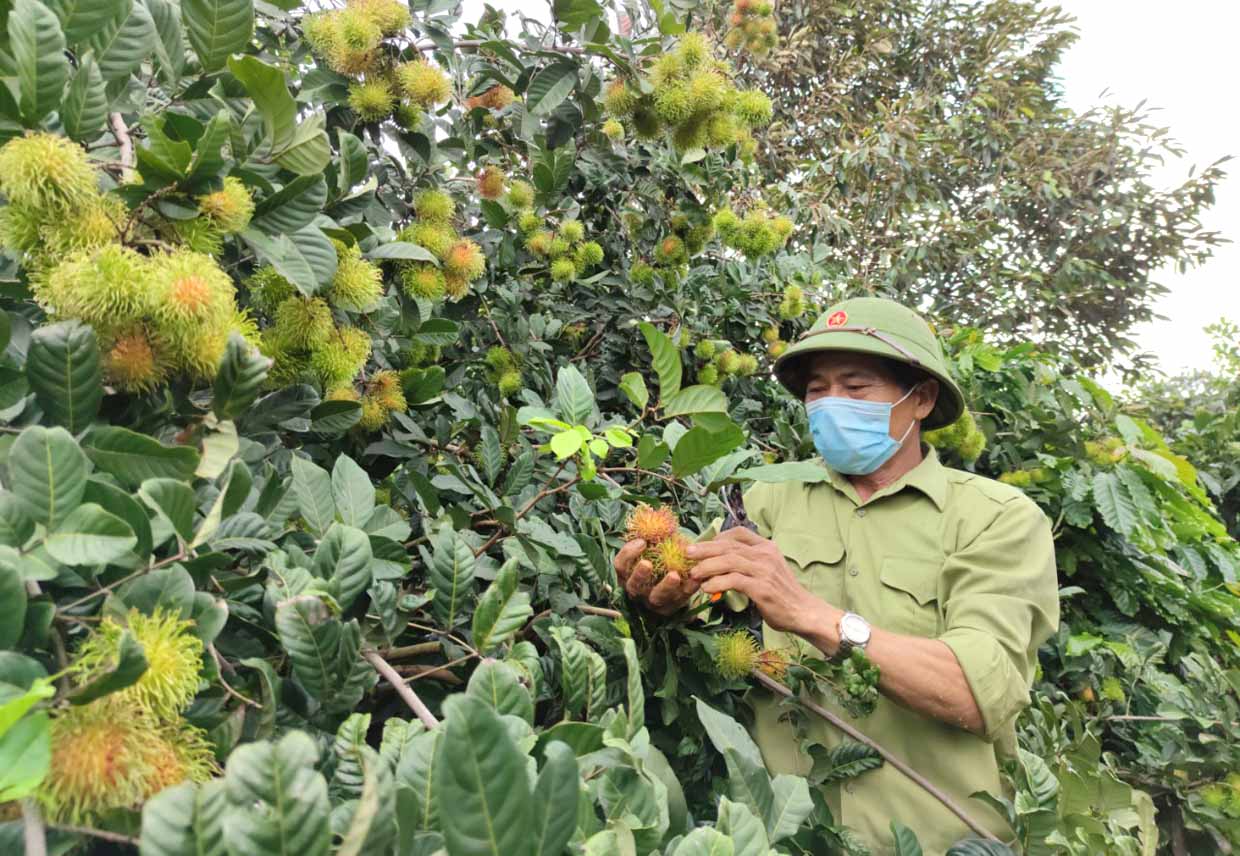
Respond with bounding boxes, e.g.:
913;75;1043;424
712;447;1059;855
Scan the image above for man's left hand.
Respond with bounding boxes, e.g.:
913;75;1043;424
686;528;835;634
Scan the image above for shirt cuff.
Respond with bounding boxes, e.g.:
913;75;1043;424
938;628;1029;742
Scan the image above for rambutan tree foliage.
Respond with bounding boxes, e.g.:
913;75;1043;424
0;0;1235;854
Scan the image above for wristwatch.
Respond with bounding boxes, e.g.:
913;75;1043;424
836;611;872;655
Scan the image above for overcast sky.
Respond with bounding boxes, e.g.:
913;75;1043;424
458;0;1238;376
1056;1;1239;376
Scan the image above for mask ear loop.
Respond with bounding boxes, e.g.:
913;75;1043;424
892;382;921;446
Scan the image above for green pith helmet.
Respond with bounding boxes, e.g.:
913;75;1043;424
773;296;965;430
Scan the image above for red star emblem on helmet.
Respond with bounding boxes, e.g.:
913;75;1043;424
826;310;848;328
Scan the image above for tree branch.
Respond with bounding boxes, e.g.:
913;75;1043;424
22;800;46;856
364;649;439;729
751;669;1005;844
109;113;133;176
49;823;138;847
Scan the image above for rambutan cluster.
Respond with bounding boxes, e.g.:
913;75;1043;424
483;346;523;396
327;241;384;312
601;33;771;157
0;133;121;274
723;0;780;57
38;609;216;824
761;323;788;359
997;467;1051;488
465;84;516;112
349;369;408;431
924;409;986;463
713;204;794;259
624;503;696;583
693;340;759;385
396;189;485;301
516;199;605;285
778;283;806;319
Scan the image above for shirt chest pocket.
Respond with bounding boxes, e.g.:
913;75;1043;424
878;557;941;638
777;532;845;606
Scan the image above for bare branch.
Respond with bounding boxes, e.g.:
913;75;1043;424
364;649;439;729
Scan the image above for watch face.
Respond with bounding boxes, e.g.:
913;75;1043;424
841;613;871;646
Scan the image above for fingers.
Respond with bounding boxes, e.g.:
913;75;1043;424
715;527;765;546
689;554;763;582
624;558;655;599
648;572;697;614
613;539;646;584
701;572;751;596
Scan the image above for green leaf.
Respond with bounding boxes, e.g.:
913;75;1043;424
639;321;682;401
1092;471;1138;536
312;523;372;609
0;561;26;649
0;710;50;801
671;423;746;478
89;0;155;81
945;842;1015;856
139;780;229;856
553;0;601;28
662;384;728;418
715;798;770;856
26;319;102;434
429;527;476;627
550;628;588;718
212;333;270;421
120;564;195;615
0;679;53;737
45;0;126;45
466;659;533;723
83;426;200;489
435;694;534;856
138;479;196;544
251;174;328;234
182;0;252;72
331;456;374;528
228;55;330;175
223;731;331;856
808;740;883;785
67;631;148;705
61;53;108;141
290;455;336;536
146;0;185;82
241;227;334;296
365;241;438;263
44;502;136;565
472;559;532;655
11;0;67;122
525;61;577;116
554;364;594;426
336;747;397;856
532;741;579;856
275;595;341;700
549;429;585;460
621;638;643;737
394;729;443;831
336;129;368;193
619;372;648;411
669;828;734;856
8;426;89;528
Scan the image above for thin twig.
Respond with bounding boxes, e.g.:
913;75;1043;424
472;462;578;558
405;622;479;657
58;551;187;614
578;604;622;619
22;800;47;856
49;823;139;846
382;641;442;659
210;645;261;708
363;650;439;729
406;652;476;683
751;670;1004;844
109;113;133;175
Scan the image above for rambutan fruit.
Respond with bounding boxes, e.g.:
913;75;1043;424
574;241;604;270
654;234;686;265
148;251;236;336
484;346;515;373
325;385;360;403
0;202;43;257
733;90;773;126
400;262;446;300
476;165;505;200
653;84;694;126
245;266;297;315
706;112;740;147
496;370;522;396
367;369;406;412
0;132;99;211
761;325;780;344
273;296;334;350
601;119;625;141
625;503;679;545
601;79;638;117
677;32;711;69
196;176;254;234
396;60;452;108
559;220;585;243
443;270;472;299
309;326;371;387
140;721;217;797
467;84;515;111
755;649;789;680
37;192;126;262
697;364;720;385
517;211;542;235
349;0;410;34
328;246;383;312
547;236;571;259
767;340;787;358
648;54;684;89
694;340;717;360
401;221;456;259
302;11;341;57
687;70;727;113
411;189;455;223
443;239;485;280
714;630;760;679
630;261;656;286
715;350;742;375
736;354;759;376
170;217;224;257
550;258;576;283
631;106;661;139
104;329;166;392
71;608;204;720
357;394;389;430
650;533;695;579
348;79;396;122
506;180;535;210
394;102;423;129
712;207;740;239
35;244;152;333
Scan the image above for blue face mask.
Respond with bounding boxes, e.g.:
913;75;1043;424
805;385;919;475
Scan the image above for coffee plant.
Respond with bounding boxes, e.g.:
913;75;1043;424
0;0;1234;853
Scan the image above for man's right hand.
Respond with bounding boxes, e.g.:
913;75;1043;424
613;539;699;616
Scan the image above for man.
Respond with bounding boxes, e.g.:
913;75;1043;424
614;297;1060;854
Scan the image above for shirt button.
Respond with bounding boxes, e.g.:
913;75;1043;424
855;508;867;518
848;566;859;577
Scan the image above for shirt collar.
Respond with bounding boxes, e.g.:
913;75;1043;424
824;445;948;511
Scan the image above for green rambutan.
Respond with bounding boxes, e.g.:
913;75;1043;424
712;207;740;239
602;79;638;117
767;340;787;358
349;0;410;34
734;90;773;126
694;340;717;360
196;176;254;234
35;244;152;333
697;364;720;385
630;261;656;286
444;272;471;300
37;193;126;262
688;70;727;113
715;349;742;375
400;262;446;300
348;79;396;122
394;102;423;129
677;32;712;68
706;112;740;147
550;258;576;282
484;345;514;373
654;234;687;265
170;217;224;257
412;189;455;223
496;370;522;396
328;246;383;312
273;296;334;350
654;84;694;125
602;119;624;141
506;180;535;210
357;395;389;430
245;266;297;315
736;354;759;376
631;106;662;139
714;630;760;679
71;608;204;720
574;241;604;270
559;219;585;243
303;11;341;57
761;324;780;344
547;236;571;259
0;132;99;211
401;221;457;259
310;326;372;388
397;60;452;108
650;533;695;579
517;211;542;235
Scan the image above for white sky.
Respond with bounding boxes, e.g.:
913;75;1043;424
459;0;1238;375
1056;1;1240;375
